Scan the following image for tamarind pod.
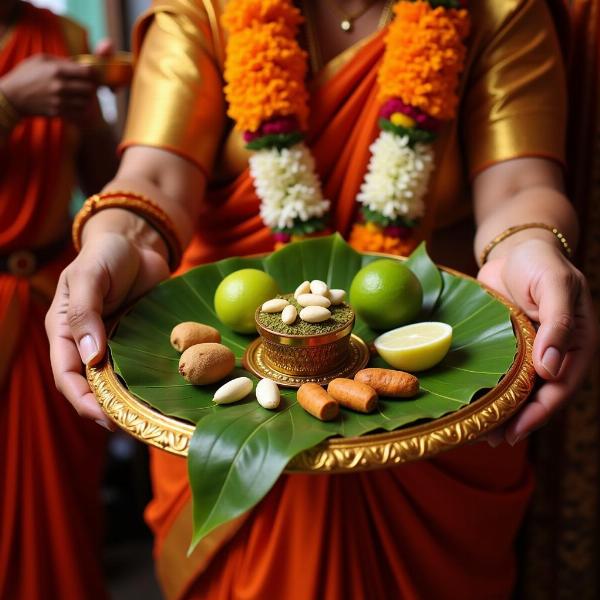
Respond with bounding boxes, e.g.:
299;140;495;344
297;383;339;421
354;368;419;398
327;378;377;413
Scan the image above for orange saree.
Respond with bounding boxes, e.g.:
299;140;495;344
0;5;106;600
121;0;566;597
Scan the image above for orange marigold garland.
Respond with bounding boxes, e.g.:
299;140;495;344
350;0;469;255
222;0;470;252
377;2;470;120
223;24;309;133
223;0;329;241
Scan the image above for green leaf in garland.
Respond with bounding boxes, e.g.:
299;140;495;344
245;131;304;151
360;206;417;228
428;0;463;9
379;118;437;146
273;216;327;236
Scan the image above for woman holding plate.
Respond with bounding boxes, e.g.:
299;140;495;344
46;0;597;598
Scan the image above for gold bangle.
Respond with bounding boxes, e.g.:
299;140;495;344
72;191;183;272
0;89;20;132
479;222;573;265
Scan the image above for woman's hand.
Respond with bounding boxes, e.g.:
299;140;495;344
477;239;598;446
0;54;95;119
46;147;206;428
45;230;169;429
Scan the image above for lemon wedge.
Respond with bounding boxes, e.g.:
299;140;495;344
374;322;453;372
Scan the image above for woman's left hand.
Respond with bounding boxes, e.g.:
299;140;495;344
477;238;598;446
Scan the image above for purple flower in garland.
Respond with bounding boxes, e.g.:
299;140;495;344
273;231;292;243
384;225;413;239
244;116;300;143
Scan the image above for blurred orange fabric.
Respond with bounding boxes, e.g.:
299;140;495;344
0;5;106;599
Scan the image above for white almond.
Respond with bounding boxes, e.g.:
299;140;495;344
328;289;346;305
296;293;331;308
294;280;311;298
261;298;289;313
256;378;280;410
213;377;253;405
281;304;298;325
310;279;329;296
300;306;331;323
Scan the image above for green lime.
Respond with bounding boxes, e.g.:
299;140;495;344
214;269;279;334
349;259;422;330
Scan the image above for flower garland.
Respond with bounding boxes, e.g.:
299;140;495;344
222;0;470;253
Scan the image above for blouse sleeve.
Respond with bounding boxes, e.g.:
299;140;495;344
463;0;567;177
120;0;226;176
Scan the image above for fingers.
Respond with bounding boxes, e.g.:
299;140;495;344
58;78;95;96
504;356;579;445
56;60;95;81
531;266;581;379
46;235;169;431
46;275;114;429
53;337;115;430
505;288;598;445
485;425;506;448
65;262;109;367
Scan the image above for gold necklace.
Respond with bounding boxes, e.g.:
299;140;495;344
326;0;381;32
302;0;395;73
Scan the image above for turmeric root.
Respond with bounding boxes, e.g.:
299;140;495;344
354;368;419;398
297;383;339;421
327;378;377;413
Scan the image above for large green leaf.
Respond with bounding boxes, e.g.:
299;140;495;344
109;235;516;550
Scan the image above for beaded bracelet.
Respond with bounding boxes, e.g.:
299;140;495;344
0;89;20;132
72;191;183;272
479;222;573;266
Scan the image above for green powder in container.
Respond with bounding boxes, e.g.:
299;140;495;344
257;294;353;336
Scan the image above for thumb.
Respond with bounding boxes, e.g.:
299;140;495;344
532;268;580;379
94;39;114;58
65;264;108;367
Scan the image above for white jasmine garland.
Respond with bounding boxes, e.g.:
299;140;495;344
249;142;330;231
357;131;434;221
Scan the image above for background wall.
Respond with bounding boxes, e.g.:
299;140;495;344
30;0;107;45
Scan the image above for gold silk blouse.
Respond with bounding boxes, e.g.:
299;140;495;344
121;0;566;230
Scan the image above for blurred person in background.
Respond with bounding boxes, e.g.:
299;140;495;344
0;1;117;598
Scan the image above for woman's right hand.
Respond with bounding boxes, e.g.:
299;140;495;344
45;231;170;429
0;54;95;119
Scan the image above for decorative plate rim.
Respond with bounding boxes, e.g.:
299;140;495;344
88;256;537;473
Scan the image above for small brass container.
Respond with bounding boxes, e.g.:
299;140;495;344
255;306;355;377
74;52;133;88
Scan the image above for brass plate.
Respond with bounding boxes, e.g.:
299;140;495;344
88;262;537;473
242;334;371;388
74;52;133;88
